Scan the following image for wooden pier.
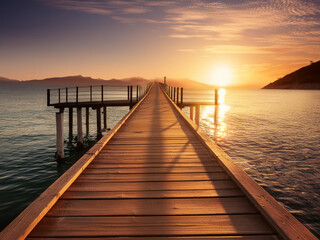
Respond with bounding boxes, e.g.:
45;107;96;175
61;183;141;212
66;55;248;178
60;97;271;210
0;83;317;239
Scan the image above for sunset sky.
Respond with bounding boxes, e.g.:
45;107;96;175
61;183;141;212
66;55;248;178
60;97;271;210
1;0;319;88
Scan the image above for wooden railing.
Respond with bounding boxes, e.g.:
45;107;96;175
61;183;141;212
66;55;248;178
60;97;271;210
47;84;152;107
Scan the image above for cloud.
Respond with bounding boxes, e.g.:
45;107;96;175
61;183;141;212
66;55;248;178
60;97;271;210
39;0;320;59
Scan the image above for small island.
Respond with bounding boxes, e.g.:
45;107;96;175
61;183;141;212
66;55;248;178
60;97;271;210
263;60;320;89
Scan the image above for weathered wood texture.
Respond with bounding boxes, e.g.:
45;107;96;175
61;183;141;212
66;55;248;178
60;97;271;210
25;83;280;239
2;83;316;239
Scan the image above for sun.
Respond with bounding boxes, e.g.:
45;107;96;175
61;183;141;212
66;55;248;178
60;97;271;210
211;65;233;87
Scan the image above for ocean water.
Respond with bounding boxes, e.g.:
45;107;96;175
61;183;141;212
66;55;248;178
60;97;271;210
0;85;319;237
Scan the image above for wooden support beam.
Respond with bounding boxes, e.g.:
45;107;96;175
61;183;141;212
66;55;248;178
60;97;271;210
190;106;194;120
85;107;89;135
77;107;83;147
129;86;133;109
68;107;73;135
47;89;50;106
96;107;102;138
56;112;64;160
174;87;176;103
103;106;107;130
136;85;139;102
215;89;218;105
195;105;200;125
181;87;183;104
177;87;180;105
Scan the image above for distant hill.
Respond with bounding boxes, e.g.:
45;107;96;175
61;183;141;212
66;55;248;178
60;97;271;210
0;75;212;89
0;76;19;83
0;75;150;87
263;61;320;89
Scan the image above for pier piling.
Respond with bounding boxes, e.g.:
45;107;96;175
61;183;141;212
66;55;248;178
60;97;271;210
68;107;73;135
195;105;200;125
190;106;194;120
77;107;83;147
96;107;102;138
55;112;64;160
103;106;107;130
85;107;89;135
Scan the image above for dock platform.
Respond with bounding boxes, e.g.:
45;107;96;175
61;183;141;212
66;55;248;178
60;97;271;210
0;83;317;239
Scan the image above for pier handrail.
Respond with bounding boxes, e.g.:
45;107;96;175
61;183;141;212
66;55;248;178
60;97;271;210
0;83;154;240
47;83;152;106
162;83;219;106
160;84;317;240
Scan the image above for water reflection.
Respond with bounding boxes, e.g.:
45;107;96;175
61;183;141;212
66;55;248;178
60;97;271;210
201;88;230;143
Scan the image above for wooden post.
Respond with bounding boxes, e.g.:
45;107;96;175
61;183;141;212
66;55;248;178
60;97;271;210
77;107;83;147
85;107;89;135
174;87;176;103
90;86;92;102
58;89;61;103
103;106;107;130
190;106;194;120
195;105;200;125
170;86;173;99
47;89;50;106
96;107;102;138
181;88;183;104
66;88;68;103
56;112;64;160
177;87;180;105
215;89;219;105
76;87;79;104
136;85;139;102
130;86;133;109
101;85;104;103
68;107;73;135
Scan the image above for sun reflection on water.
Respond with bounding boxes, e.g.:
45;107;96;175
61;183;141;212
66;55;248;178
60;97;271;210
200;88;230;143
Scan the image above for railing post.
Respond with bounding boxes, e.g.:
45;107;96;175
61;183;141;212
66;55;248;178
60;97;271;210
174;87;176;103
127;86;130;100
58;89;61;103
195;105;200;125
136;85;139;102
130;86;133;109
177;87;180;105
90;86;92;102
215;89;218;105
181;88;183;104
69;107;73;135
101;85;104;103
76;87;79;104
47;89;50;106
66;88;68;103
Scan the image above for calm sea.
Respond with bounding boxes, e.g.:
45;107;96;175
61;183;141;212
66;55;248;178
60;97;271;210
0;84;319;237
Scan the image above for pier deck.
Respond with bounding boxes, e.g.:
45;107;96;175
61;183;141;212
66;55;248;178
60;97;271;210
1;83;316;239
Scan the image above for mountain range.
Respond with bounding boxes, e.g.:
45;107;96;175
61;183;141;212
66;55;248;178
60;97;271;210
263;61;320;89
0;75;212;89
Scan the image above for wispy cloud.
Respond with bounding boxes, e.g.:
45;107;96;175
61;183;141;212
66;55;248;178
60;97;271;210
40;0;320;62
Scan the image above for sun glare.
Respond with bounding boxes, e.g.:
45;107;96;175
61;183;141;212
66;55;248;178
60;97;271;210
211;65;232;87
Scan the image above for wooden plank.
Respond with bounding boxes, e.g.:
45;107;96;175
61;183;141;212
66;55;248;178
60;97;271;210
46;197;257;216
27;236;279;240
68;180;237;191
82;166;225;174
61;189;244;199
87;162;220;168
76;172;230;182
28;215;274;237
